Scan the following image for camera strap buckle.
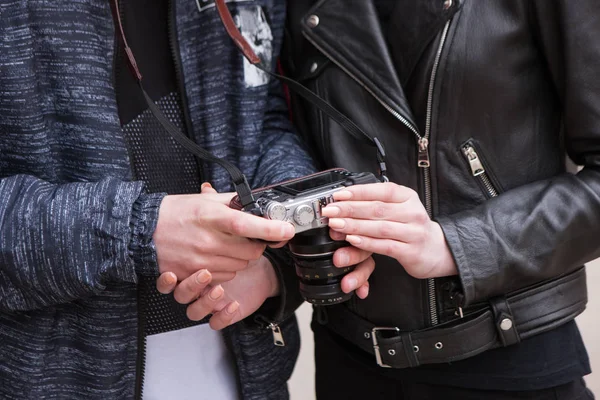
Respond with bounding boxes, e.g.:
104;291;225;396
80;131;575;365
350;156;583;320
371;327;400;368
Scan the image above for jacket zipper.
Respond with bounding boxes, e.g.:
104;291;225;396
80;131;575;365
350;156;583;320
303;20;451;326
461;143;500;198
423;20;451;326
134;283;148;400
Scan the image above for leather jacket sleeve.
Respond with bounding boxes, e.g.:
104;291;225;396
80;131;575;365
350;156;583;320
436;0;600;307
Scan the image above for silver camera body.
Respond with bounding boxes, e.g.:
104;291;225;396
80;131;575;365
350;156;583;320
233;169;379;234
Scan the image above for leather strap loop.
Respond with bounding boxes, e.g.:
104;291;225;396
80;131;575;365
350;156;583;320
489;296;520;347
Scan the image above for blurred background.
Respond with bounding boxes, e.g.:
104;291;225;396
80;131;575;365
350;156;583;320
289;258;600;399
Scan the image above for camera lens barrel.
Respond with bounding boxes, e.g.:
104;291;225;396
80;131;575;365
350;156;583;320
288;226;356;306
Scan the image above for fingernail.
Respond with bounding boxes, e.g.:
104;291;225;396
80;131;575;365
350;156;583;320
164;273;177;285
333;190;352;200
346;277;358;291
328;218;345;229
337;251;350;266
359;284;370;299
321;206;340;217
209;285;224;300
201;182;212;189
226;301;239;314
345;235;362;245
196;270;211;284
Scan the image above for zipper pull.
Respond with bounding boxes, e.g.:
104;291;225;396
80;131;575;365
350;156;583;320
417;138;430;168
268;323;285;347
443;280;465;319
450;290;465;319
462;145;485;176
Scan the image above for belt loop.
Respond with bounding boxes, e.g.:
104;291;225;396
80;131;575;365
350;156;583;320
400;333;420;368
489;296;520;347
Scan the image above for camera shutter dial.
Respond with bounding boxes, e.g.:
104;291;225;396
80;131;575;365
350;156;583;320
265;202;287;221
293;205;315;226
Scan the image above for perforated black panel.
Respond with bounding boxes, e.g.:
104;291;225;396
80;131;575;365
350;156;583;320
123;92;202;195
123;92;208;335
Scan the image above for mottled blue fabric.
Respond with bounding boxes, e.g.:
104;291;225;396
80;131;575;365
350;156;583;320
0;0;315;398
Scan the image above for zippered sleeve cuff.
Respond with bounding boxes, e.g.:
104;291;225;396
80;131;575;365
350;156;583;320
129;192;166;277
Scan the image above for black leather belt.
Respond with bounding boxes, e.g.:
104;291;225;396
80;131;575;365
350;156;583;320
321;267;587;369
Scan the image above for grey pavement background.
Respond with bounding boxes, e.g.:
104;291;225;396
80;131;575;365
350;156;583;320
289;258;600;399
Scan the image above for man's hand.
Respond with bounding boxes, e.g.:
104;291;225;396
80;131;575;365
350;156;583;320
153;185;295;281
321;182;457;279
156;256;279;330
157;253;376;329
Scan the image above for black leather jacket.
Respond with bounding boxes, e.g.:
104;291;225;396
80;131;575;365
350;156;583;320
283;0;600;363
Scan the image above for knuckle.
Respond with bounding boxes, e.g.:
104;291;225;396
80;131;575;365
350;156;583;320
195;234;215;253
173;290;189;304
260;223;274;238
366;256;376;270
384;241;399;257
379;222;396;238
345;204;355;218
406;187;419;198
347;221;359;234
229;217;246;235
382;183;396;201
414;210;429;225
373;201;386;218
190;254;206;271
209;318;226;331
186;304;205;321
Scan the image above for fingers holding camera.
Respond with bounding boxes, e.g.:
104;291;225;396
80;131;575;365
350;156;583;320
155;194;295;282
340;256;375;299
329;228;346;242
210;209;296;243
333;246;371;269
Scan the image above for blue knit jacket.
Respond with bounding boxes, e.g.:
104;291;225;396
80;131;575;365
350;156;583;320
0;0;315;398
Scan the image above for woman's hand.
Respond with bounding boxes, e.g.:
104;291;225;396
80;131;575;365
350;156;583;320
321;182;457;279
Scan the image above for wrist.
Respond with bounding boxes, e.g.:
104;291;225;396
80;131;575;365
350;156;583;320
429;222;458;278
261;256;281;298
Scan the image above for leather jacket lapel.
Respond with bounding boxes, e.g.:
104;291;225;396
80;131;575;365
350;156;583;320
300;0;419;131
387;0;460;85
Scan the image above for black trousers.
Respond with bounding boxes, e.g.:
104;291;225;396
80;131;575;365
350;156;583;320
313;322;594;400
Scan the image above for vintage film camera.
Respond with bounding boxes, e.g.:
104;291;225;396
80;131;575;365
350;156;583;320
231;168;378;305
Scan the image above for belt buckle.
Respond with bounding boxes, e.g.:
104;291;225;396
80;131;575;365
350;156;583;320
371;326;400;368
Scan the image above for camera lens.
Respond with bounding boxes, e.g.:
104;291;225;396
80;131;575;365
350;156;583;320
288;226;355;305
